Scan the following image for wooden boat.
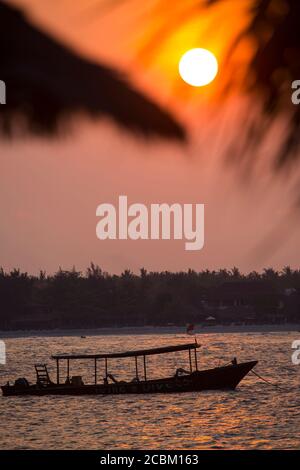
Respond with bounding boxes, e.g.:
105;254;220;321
1;342;257;397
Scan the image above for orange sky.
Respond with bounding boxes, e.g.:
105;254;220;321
1;0;300;274
8;0;254;117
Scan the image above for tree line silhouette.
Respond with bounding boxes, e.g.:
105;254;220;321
0;264;299;330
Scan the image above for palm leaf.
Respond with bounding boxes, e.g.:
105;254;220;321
0;1;185;141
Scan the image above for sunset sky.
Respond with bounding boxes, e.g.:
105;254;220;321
1;0;300;274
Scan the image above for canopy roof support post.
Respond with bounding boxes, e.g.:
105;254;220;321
105;358;108;379
143;355;147;381
94;358;97;385
56;359;60;385
194;348;198;371
135;356;139;380
188;349;192;373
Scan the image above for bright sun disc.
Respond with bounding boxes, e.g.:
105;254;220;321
179;48;218;87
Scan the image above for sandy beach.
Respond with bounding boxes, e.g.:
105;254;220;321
0;323;299;339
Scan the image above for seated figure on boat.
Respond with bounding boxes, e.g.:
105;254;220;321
131;376;140;383
105;374;127;385
107;373;118;384
174;367;191;378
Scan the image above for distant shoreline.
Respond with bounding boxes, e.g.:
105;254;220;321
0;323;299;339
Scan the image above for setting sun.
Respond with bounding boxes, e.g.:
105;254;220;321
179;48;218;87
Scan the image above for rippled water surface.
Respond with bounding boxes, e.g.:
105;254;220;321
0;331;299;449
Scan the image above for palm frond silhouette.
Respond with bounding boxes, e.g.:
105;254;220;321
133;0;300;171
0;1;185;141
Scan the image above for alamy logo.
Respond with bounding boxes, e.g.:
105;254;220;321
96;196;204;251
291;340;300;365
291;80;300;105
0;340;6;365
0;80;6;104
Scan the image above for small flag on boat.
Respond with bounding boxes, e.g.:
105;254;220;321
186;323;195;335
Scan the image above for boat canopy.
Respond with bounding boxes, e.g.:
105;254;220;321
51;342;200;360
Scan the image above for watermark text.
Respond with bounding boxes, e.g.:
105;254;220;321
291;340;300;365
96;196;204;251
291;80;300;105
0;340;6;365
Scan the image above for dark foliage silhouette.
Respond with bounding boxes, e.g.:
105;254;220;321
134;0;300;170
0;1;185;140
216;0;300;170
0;264;299;330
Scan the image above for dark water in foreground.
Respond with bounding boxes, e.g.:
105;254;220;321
0;331;299;449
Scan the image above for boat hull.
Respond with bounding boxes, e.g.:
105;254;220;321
1;361;257;396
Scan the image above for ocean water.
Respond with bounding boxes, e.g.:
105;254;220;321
0;330;299;450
